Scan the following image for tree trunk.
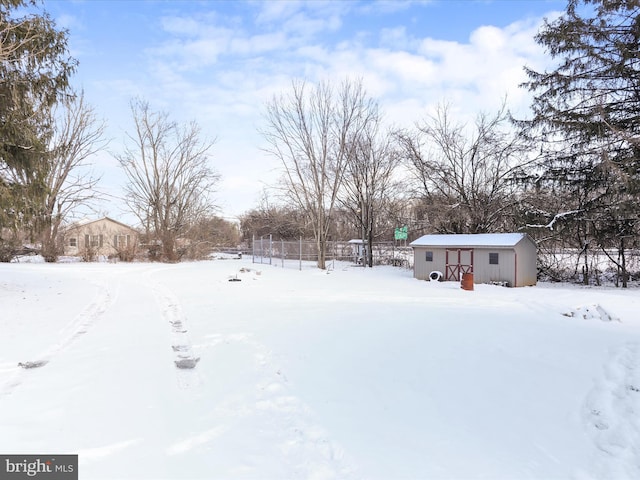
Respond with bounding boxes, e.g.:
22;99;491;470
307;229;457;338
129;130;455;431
582;243;589;285
41;236;58;262
40;219;59;263
619;238;628;288
162;233;177;263
316;235;326;269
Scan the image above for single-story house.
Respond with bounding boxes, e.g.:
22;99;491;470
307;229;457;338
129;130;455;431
409;233;537;287
62;217;139;258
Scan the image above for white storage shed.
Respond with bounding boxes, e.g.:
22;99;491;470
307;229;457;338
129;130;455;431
409;233;537;287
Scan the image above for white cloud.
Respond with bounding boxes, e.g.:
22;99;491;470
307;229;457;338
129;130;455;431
379;26;412;50
72;2;562;219
255;0;347;34
253;0;305;25
368;49;438;87
358;0;433;15
229;31;289;55
470;25;507;51
160;15;203;37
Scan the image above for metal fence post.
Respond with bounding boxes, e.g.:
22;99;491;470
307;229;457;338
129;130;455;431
333;240;336;270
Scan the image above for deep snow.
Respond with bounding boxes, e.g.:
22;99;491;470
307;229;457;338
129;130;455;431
1;259;639;479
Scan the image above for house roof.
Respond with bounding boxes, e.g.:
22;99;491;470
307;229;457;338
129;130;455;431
64;216;138;232
409;233;530;248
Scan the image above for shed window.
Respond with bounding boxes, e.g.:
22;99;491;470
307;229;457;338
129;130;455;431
489;252;499;265
69;237;77;247
425;251;433;262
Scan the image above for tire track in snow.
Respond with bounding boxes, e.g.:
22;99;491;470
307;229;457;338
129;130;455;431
0;278;114;397
583;342;640;479
148;279;202;389
170;332;358;478
253;373;358;480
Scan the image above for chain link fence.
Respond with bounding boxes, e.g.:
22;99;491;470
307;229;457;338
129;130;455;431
251;235;413;270
538;248;640;285
245;235;640;284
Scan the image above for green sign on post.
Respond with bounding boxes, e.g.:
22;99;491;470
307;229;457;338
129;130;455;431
394;226;408;240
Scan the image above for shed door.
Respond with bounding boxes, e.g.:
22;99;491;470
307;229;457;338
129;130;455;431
445;248;474;281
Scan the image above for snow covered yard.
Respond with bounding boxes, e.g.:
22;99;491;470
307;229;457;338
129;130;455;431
1;259;639;479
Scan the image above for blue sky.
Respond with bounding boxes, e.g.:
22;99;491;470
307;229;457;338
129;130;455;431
42;0;567;223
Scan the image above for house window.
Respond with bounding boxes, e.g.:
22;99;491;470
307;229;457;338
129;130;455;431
425;251;433;262
489;252;499;265
114;235;130;248
86;234;103;248
69;237;77;247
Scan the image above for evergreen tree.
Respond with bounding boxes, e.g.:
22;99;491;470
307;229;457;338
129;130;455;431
0;0;76;258
520;0;640;285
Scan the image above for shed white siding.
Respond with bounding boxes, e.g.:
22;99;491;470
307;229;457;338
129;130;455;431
410;233;537;287
513;236;538;287
475;248;516;284
415;247;447;280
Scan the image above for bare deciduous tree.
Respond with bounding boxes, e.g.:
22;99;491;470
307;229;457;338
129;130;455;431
117;100;219;262
261;78;376;269
340;117;401;267
182;215;241;260
40;92;106;261
239;191;312;242
398;103;531;234
0;91;106;261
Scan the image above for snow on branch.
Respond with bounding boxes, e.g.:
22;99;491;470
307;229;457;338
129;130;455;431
526;210;582;230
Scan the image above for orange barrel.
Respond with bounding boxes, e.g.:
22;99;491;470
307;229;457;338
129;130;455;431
461;272;474;290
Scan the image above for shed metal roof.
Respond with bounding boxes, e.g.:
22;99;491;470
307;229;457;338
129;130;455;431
409;233;529;248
